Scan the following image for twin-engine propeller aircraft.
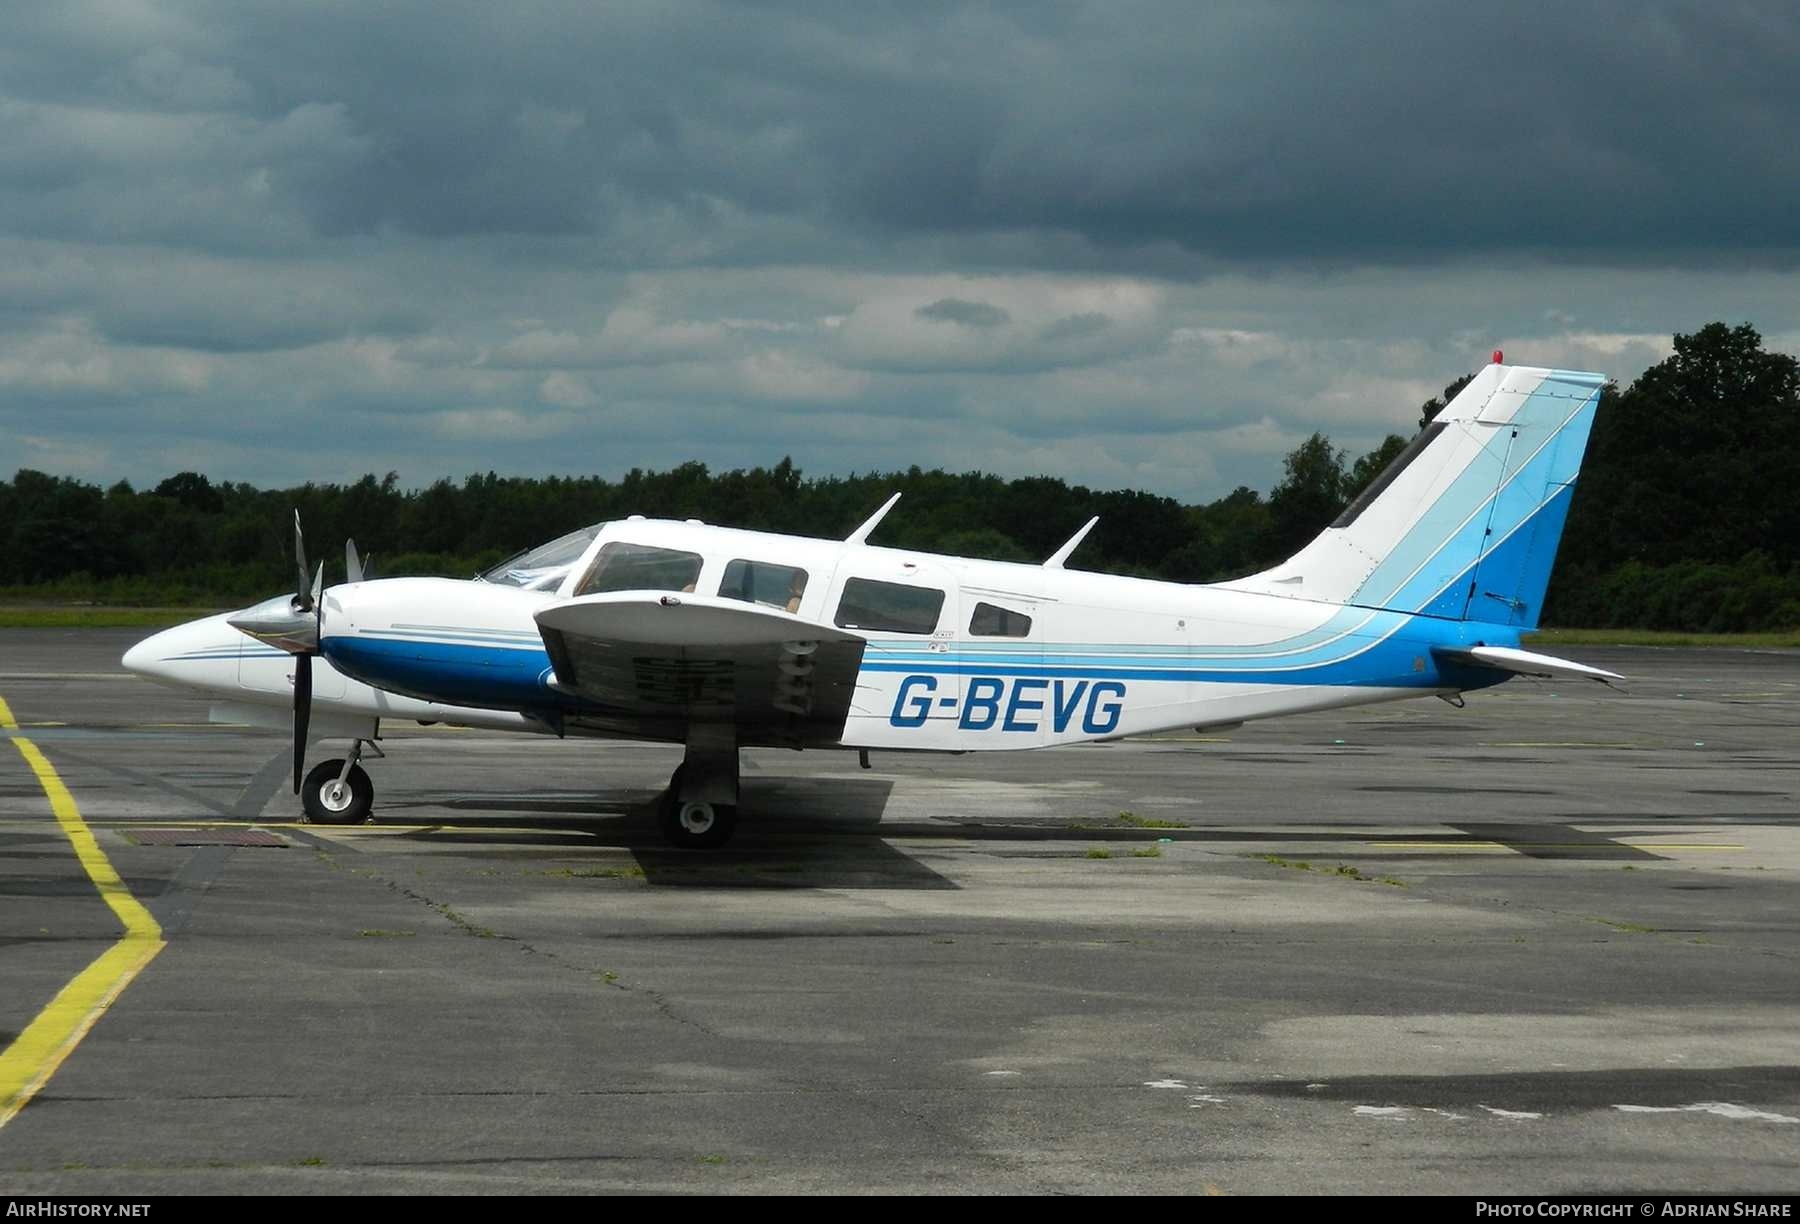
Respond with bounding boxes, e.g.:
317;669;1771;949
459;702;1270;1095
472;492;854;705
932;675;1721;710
125;358;1620;848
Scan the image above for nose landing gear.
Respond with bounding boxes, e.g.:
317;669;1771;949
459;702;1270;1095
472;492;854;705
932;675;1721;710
301;738;382;825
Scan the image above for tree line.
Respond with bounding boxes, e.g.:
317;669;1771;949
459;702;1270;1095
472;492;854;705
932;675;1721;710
2;322;1795;631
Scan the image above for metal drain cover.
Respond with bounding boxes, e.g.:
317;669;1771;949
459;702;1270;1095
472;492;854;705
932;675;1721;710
126;828;287;847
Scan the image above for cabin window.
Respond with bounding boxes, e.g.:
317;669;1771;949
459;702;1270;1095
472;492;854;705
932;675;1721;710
575;542;704;596
720;560;808;612
834;577;945;635
969;601;1033;637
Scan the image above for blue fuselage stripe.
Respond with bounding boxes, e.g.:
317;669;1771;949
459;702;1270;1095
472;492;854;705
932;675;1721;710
324;612;1516;709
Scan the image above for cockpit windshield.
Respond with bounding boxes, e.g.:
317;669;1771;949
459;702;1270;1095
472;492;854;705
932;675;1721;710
480;524;604;588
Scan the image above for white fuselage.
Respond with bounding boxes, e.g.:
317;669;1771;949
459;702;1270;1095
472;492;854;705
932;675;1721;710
127;517;1515;751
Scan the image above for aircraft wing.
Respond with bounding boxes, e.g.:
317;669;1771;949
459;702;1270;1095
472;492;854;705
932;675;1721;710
533;592;867;743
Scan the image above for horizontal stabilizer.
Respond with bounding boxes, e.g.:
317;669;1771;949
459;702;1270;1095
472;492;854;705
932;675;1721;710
1433;644;1622;684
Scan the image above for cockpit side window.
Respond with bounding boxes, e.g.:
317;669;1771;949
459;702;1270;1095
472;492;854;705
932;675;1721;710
834;577;945;635
575;542;704;596
720;560;809;612
969;601;1032;637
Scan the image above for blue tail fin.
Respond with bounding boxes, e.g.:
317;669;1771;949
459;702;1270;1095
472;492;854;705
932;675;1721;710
1223;363;1605;629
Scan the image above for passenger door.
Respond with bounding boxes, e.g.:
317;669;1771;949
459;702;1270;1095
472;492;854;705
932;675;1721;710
958;582;1045;746
829;557;960;738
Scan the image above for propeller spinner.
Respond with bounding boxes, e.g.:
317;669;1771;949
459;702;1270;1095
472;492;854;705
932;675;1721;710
224;511;329;792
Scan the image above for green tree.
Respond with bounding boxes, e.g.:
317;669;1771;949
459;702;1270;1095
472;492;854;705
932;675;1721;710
153;472;224;515
1560;322;1799;570
1265;433;1348;558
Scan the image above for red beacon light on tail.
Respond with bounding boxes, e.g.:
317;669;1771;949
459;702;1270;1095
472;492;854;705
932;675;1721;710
1492;349;1504;364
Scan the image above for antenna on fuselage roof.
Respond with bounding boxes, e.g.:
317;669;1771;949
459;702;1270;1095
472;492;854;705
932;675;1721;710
1043;516;1099;569
845;492;901;545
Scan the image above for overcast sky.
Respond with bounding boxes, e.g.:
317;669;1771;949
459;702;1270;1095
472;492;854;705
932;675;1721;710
4;1;1797;504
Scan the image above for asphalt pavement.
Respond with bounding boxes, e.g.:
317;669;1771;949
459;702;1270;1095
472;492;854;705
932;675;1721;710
1;629;1796;1194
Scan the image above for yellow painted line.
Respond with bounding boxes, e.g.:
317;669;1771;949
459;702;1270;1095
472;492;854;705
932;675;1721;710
0;696;165;1129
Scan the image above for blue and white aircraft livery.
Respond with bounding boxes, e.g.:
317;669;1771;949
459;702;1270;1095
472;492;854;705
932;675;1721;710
124;359;1621;848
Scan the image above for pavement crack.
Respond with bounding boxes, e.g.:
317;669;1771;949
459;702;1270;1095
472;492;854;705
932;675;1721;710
311;850;723;1036
596;973;721;1037
309;859;720;1034
378;875;526;947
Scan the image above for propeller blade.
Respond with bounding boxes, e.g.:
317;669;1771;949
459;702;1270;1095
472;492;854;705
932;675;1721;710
345;539;364;584
293;510;312;611
310;561;324;611
293;653;312;793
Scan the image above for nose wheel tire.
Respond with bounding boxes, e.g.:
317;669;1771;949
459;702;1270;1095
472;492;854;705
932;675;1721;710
302;759;374;825
658;791;737;850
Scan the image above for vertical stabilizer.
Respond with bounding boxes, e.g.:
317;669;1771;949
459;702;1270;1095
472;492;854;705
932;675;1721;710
1219;363;1605;628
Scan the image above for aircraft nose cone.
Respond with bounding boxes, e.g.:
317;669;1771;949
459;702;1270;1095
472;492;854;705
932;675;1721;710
122;626;176;679
121;612;247;690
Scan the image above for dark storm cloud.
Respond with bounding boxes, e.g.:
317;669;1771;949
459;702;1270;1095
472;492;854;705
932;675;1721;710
3;2;1798;502
7;2;1795;264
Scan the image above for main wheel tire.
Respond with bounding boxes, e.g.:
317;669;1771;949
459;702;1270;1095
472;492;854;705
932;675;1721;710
657;790;737;850
302;759;374;825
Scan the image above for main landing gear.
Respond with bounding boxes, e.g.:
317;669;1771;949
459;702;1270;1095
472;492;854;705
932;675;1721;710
658;726;740;850
301;738;383;825
293;733;746;846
